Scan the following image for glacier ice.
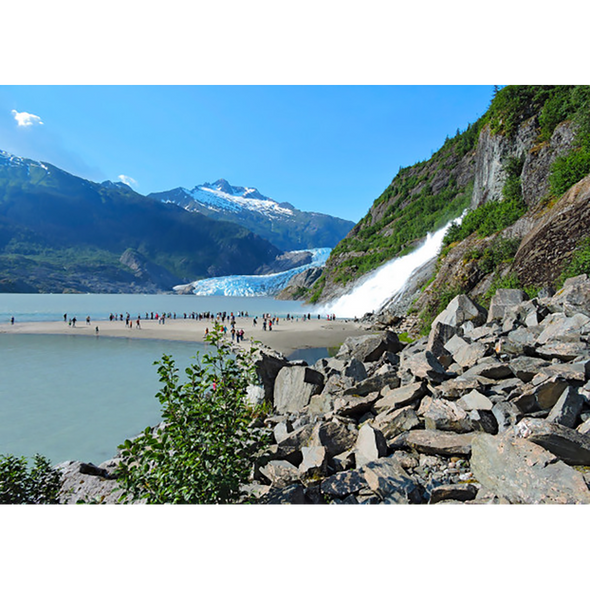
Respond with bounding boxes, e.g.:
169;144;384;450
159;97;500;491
175;248;331;297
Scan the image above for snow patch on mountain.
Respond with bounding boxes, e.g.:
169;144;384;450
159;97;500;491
174;248;330;297
182;180;294;218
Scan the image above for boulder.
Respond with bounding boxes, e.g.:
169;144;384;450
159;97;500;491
462;357;514;381
471;431;590;503
354;424;389;467
547;275;590;317
259;460;300;487
361;456;424;504
390;429;475;456
453;341;489;370
372;406;421;440
340;371;401;397
537;312;590;344
308;420;357;459
374;381;428;412
516;417;590;465
427;295;487;355
400;350;449;383
333;390;380;418
508;356;550;383
487;289;527;324
252;348;290;402
491;401;523;433
511;377;569;413
536;342;588;362
429;483;478;504
336;331;403;363
298;446;328;478
418;397;473;433
261;483;307;504
273;366;324;413
457;390;494;412
546;386;585;428
57;460;123;504
321;468;368;499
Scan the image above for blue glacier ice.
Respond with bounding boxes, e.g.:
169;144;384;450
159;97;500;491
174;248;331;297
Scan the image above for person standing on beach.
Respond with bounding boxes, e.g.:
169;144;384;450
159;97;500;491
10;316;14;325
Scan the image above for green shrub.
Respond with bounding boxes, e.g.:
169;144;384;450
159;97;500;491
558;237;590;287
116;326;268;504
0;454;62;504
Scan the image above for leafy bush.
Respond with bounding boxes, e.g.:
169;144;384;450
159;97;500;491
116;327;268;504
558;237;590;287
550;145;590;197
0;454;62;504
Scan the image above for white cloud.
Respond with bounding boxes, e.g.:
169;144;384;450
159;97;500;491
11;109;44;127
118;174;138;188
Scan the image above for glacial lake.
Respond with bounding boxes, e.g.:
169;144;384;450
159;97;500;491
0;293;313;466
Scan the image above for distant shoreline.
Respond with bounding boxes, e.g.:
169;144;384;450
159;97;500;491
1;316;372;357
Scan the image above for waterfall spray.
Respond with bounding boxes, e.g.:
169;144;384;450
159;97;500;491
316;213;464;319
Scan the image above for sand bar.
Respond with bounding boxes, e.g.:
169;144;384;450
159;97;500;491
1;316;373;357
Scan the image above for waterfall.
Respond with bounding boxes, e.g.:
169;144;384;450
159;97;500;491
315;213;464;319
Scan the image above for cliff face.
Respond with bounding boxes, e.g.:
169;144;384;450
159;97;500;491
472;119;575;208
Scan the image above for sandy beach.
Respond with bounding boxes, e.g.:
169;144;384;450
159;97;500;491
1;316;373;357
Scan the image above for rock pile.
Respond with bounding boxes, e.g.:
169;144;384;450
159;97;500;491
248;275;590;504
57;275;590;504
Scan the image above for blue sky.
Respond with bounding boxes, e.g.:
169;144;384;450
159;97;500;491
0;85;494;222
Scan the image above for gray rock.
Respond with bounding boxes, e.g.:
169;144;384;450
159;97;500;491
443;334;470;356
516;417;590;465
400;350;449;383
427;295;487;357
261;483;307;504
547;275;590;317
547;386;585;427
453;342;489;370
577;417;590;436
492;401;523;433
418;397;473;433
273;365;324;414
341;370;401;397
471;431;590;503
462;357;514;380
438;375;496;400
390;429;475;456
537;312;590;345
361;456;424;504
487;289;527;324
372;406;421;440
308;420;357;459
536;342;588;362
333;390;380;418
429;483;478;504
374;381;427;412
354;424;389;467
246;384;266;406
259;460;300;487
511;377;569;413
508;356;550;383
337;331;403;363
252;348;290;402
321;468;368;498
273;420;294;444
457;390;494;412
57;460;124;504
298;446;328;478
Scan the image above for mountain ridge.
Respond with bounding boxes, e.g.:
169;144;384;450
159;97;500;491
0;150;283;293
147;179;355;251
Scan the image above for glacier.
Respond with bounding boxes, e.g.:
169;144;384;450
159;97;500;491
174;248;331;297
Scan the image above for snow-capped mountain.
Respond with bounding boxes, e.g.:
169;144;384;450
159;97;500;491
174;248;331;297
148;179;355;252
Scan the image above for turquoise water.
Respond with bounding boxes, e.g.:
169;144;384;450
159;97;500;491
0;333;208;466
0;293;308;323
0;294;316;466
